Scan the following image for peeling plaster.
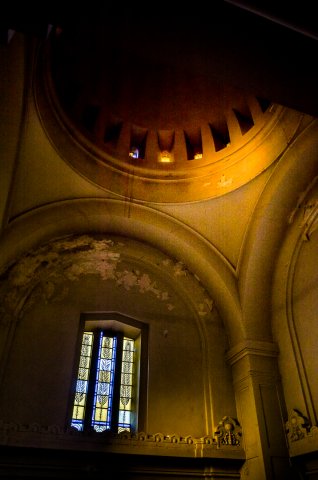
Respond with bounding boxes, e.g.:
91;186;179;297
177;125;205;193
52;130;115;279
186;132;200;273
0;235;215;320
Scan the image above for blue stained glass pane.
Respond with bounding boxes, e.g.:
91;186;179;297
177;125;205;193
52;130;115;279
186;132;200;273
71;420;83;431
118;410;131;424
100;358;112;370
118;408;131;433
94;424;107;432
97;382;110;396
76;379;88;393
91;334;117;432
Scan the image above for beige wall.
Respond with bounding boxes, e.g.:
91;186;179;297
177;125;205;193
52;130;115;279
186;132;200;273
1;27;318;479
0;234;236;438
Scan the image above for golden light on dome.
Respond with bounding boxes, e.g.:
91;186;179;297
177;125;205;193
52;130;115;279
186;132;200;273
159;150;173;163
37;18;304;203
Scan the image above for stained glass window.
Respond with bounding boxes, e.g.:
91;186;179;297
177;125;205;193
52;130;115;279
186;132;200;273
91;334;117;432
118;337;134;433
71;329;135;434
71;332;93;431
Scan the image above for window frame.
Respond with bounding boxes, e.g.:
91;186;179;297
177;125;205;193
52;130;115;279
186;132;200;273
68;312;148;434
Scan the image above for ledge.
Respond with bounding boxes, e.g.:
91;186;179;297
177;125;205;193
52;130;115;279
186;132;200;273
289;430;318;458
0;422;245;461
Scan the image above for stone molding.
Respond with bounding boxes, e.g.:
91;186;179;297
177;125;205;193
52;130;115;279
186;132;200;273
0;418;244;459
226;340;279;366
0;198;243;343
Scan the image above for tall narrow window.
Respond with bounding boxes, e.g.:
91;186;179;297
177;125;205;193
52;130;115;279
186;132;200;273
71;332;93;431
118;337;134;432
91;333;118;432
71;329;136;433
70;313;148;435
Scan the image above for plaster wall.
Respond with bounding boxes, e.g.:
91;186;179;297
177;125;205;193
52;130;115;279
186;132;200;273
293;226;318;420
0;234;236;441
0;33;25;230
273;196;318;426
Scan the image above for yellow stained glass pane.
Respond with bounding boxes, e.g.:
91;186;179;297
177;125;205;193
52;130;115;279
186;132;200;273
122;361;133;373
76;395;86;407
123;337;134;348
96;397;109;409
101;336;114;357
120;385;132;397
118;337;134;423
81;343;92;355
71;331;94;430
121;373;132;385
72;405;85;420
102;350;112;360
78;368;90;380
98;370;111;382
118;425;131;433
94;407;107;422
119;398;132;410
81;333;93;354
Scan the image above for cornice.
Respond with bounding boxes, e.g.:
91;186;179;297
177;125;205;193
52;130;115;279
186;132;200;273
226;340;279;366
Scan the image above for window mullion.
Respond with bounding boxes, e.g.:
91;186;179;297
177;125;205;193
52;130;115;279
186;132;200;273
83;329;101;432
111;333;123;432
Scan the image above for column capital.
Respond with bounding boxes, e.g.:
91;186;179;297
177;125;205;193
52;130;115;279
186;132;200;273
226;340;279;366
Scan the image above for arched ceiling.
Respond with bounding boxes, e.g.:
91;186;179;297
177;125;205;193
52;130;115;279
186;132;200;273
4;1;318;115
34;11;305;203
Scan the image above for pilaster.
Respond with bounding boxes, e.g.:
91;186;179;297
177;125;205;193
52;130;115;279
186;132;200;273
227;340;296;479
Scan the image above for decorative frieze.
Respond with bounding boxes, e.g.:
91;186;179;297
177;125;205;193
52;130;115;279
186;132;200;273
0;418;244;458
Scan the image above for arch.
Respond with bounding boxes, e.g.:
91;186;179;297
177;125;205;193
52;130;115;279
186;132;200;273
0;198;243;344
0;228;238;437
238;118;318;340
272;180;318;427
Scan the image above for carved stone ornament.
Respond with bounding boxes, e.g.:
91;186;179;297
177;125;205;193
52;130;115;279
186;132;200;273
0;420;243;450
214;416;242;446
286;409;311;442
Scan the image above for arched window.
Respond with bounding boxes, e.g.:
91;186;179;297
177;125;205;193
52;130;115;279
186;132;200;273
70;313;148;434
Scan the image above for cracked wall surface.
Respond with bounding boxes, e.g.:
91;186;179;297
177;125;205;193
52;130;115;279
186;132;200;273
0;233;236;440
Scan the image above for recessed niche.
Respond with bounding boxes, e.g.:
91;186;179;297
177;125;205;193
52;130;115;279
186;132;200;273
184;128;203;160
233;107;254;135
209;121;230;152
256;97;272;113
157;129;175;152
129;125;148;160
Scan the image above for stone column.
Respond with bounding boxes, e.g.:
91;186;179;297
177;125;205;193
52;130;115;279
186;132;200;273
226;340;296;480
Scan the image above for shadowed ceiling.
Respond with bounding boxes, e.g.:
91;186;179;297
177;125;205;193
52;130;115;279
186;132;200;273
2;2;317;203
2;1;317;115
